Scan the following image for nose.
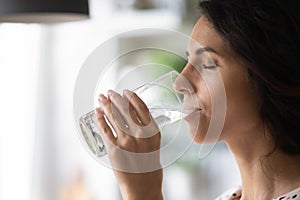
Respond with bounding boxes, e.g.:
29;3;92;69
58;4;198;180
173;63;194;95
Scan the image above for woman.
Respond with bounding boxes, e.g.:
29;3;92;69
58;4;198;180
95;0;300;199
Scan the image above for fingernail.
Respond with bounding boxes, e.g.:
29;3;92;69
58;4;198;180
123;89;131;96
107;90;114;96
98;94;106;102
95;107;101;114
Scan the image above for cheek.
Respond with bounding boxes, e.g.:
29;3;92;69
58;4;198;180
223;86;260;136
220;69;261;139
188;72;226;143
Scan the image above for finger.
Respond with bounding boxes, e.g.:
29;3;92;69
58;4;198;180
128;103;143;125
123;89;151;125
95;107;116;145
98;94;125;137
107;90;142;126
107;90;130;119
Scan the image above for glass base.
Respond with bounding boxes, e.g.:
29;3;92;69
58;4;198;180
79;110;106;157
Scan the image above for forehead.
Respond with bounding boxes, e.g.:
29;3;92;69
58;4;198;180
188;16;228;57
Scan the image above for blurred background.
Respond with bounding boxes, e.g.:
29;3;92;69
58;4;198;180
0;0;241;199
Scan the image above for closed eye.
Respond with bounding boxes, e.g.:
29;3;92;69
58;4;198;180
203;64;218;69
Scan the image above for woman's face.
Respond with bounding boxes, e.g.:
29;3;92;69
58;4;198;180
173;16;262;143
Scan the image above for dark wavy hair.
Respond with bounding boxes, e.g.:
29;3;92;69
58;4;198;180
199;0;300;155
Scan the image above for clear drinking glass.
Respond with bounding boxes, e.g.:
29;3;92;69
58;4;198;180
79;70;190;157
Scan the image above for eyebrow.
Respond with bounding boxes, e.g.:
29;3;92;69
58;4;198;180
186;46;218;57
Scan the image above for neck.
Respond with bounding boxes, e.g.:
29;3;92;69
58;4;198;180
226;124;300;200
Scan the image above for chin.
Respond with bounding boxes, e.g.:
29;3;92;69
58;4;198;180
187;122;208;144
190;130;211;144
186;116;223;144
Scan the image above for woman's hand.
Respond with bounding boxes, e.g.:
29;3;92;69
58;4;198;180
95;89;163;200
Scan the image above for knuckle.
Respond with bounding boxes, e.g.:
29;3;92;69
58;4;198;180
121;140;129;147
101;102;110;112
97;114;102;121
122;139;134;148
103;126;109;133
98;120;104;127
108;113;115;122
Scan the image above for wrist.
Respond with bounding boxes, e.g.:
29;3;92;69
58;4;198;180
122;190;163;200
119;170;163;200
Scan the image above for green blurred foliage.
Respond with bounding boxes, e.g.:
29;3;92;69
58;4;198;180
151;50;187;73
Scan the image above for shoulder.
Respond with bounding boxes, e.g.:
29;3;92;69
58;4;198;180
274;187;300;200
215;186;300;200
215;186;242;200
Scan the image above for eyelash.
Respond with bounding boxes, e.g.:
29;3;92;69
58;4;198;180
186;56;218;70
203;64;218;69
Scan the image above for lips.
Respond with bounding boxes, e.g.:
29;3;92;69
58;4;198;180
184;108;201;120
183;105;201;115
184;107;201;112
183;96;203;115
191;108;202;113
183;104;202;112
183;101;202;121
